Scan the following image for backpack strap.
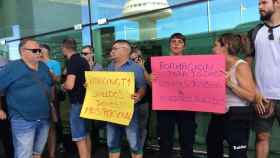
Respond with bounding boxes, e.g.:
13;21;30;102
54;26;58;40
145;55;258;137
247;23;264;58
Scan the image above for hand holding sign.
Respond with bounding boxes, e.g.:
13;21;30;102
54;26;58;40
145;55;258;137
131;92;141;104
150;72;160;85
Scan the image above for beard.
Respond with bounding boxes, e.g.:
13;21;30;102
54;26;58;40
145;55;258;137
260;10;274;21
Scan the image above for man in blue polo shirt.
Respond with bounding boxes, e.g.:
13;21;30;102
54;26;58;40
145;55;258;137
106;40;146;158
0;39;52;158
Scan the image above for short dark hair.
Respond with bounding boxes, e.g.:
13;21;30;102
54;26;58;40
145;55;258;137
18;38;35;54
40;44;51;52
82;45;94;52
131;46;142;57
62;38;77;51
218;33;241;56
112;40;132;53
169;33;186;45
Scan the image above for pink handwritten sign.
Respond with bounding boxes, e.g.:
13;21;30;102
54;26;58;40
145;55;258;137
151;55;226;113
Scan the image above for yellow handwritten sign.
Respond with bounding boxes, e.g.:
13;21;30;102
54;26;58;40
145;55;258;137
80;71;135;126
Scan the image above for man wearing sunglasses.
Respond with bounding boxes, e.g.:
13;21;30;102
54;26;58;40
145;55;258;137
81;45;104;151
246;1;280;158
0;39;52;158
81;45;103;71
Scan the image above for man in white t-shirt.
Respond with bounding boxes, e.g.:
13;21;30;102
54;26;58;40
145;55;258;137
247;1;280;158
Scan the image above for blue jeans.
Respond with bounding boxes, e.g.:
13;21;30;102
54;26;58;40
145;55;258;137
70;103;90;141
138;102;150;148
10;118;50;158
107;106;142;154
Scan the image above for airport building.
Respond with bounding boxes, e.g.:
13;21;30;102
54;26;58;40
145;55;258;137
1;0;279;157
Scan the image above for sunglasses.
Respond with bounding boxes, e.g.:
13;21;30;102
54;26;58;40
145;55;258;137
131;56;142;62
81;52;91;56
268;27;274;40
23;48;42;54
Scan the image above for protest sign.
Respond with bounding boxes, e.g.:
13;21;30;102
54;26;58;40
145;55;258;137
80;71;135;125
152;55;226;113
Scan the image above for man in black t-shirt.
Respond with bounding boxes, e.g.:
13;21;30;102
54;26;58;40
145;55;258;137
61;38;91;158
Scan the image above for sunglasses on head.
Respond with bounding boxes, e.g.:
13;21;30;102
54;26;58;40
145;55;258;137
23;48;42;54
268;27;274;40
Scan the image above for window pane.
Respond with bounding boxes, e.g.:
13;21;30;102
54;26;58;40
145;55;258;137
91;0;196;21
210;0;259;31
0;0;84;38
35;30;83;60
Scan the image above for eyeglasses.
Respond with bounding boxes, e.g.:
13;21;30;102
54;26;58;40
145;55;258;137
268;27;274;40
111;47;128;51
81;52;91;56
23;48;42;54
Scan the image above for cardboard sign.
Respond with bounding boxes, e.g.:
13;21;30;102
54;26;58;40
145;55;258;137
151;55;226;113
80;71;135;125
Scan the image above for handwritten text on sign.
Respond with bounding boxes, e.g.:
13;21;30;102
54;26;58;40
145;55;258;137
151;55;226;113
80;72;135;125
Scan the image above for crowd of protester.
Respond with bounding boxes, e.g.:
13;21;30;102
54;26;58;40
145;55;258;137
0;0;280;158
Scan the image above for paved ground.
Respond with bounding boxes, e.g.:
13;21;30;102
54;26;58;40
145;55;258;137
1;138;280;158
43;142;280;158
53;144;206;158
2;143;280;158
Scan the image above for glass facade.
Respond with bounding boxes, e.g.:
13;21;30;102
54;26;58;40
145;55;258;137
2;0;280;154
0;0;259;60
0;0;87;59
